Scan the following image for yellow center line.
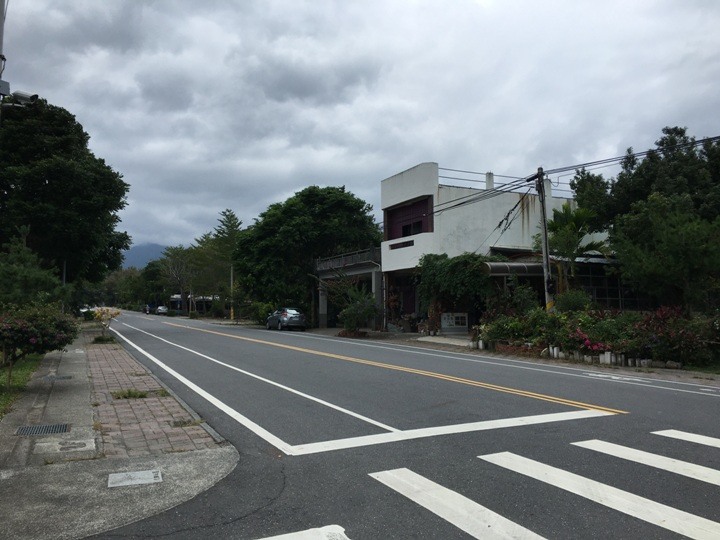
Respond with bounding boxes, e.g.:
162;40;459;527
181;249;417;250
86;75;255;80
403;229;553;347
165;322;627;415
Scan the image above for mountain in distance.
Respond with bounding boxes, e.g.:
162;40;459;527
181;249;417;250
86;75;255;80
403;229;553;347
122;243;167;269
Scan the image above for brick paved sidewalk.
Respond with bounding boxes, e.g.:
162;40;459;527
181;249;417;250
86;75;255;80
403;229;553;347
84;329;220;459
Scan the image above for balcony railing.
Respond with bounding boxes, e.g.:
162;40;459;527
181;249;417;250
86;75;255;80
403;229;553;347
316;247;381;272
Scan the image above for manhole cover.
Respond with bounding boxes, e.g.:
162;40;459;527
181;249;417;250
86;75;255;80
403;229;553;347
15;423;70;436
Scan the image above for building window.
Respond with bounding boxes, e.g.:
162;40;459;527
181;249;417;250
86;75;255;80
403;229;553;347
385;197;433;240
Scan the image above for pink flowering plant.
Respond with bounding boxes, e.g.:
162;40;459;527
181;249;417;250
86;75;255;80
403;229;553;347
1;303;79;389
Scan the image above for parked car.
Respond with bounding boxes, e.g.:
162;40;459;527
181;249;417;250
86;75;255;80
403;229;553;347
266;307;306;330
156;306;169;315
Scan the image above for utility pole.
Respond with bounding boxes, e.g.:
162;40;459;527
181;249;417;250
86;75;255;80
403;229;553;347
1;0;10;98
528;167;554;311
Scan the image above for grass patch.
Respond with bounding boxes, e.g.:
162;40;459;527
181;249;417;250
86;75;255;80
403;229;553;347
171;418;203;428
0;355;43;420
92;335;116;344
111;389;148;399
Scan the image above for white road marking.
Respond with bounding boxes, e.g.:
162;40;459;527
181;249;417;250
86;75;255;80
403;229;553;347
292;410;613;455
370;468;544;539
572;439;720;486
111;324;615;456
653;429;720;449
480;452;720;540
111;328;296;455
265;327;720;398
117;322;399;433
258;525;350;539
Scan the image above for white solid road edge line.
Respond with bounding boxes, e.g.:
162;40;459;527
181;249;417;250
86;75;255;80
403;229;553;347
111;325;615;457
370;468;545;539
111;327;296;455
480;452;720;540
572;439;720;486
653;429;720;449
118;322;400;433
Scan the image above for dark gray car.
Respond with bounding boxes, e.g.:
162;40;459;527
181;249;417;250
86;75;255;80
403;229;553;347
266;307;307;330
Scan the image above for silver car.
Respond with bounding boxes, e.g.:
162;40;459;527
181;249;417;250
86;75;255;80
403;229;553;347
266;307;306;330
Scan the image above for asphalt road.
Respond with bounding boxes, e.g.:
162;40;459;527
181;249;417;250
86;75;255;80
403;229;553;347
95;313;720;539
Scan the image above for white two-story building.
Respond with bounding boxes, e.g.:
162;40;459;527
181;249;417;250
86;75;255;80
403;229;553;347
381;162;574;330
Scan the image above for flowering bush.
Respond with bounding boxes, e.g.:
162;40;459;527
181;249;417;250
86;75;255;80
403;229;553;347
93;307;121;338
478;304;718;368
1;303;79;388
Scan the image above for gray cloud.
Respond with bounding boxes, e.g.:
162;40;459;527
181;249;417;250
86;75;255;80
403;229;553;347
4;0;720;247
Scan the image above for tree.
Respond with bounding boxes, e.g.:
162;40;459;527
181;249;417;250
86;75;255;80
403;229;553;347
189;209;243;314
0;236;63;305
569;127;720;312
416;253;507;324
539;203;607;293
611;193;720;311
569;168;611;231
159;246;194;312
0;99;130;285
235;186;381;312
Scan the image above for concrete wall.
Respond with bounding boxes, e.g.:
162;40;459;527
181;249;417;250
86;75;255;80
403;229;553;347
381;165;575;272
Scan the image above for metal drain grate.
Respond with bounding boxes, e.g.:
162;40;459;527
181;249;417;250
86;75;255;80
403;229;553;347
15;423;70;436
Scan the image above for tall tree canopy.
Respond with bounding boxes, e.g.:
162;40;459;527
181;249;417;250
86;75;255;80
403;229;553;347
235;186;382;308
0;99;130;284
570;127;720;311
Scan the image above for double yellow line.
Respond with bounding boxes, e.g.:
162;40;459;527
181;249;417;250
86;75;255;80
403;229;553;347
166;322;627;415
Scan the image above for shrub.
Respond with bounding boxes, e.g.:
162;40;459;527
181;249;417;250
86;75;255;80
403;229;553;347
338;288;379;332
0;303;79;389
555;289;591;312
248;301;275;325
188;311;199;319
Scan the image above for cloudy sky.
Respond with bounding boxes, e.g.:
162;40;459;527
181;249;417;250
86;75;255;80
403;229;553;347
4;0;719;248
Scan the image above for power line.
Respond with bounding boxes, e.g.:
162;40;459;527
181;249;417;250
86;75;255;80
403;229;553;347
543;134;720;176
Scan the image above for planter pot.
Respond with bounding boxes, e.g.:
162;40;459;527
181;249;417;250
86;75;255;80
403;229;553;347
600;352;612;365
584;355;593;363
478;340;485;350
627;357;636;367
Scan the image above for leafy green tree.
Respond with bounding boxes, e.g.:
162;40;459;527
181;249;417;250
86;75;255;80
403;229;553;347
537;203;607;292
235;186;381;311
416;253;507;318
0;99;130;284
0;236;63;305
568;127;720;312
611;193;720;311
190;209;243;313
569;168;611;231
159;246;194;312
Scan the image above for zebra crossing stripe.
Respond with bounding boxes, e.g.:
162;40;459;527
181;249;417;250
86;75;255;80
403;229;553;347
479;452;720;540
370;468;545;539
653;429;720;449
572;439;720;486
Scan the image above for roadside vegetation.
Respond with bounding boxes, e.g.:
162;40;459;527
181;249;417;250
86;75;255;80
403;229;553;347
0;354;42;419
414;127;720;371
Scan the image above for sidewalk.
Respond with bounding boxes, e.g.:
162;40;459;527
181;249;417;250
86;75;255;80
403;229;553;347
0;326;239;540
